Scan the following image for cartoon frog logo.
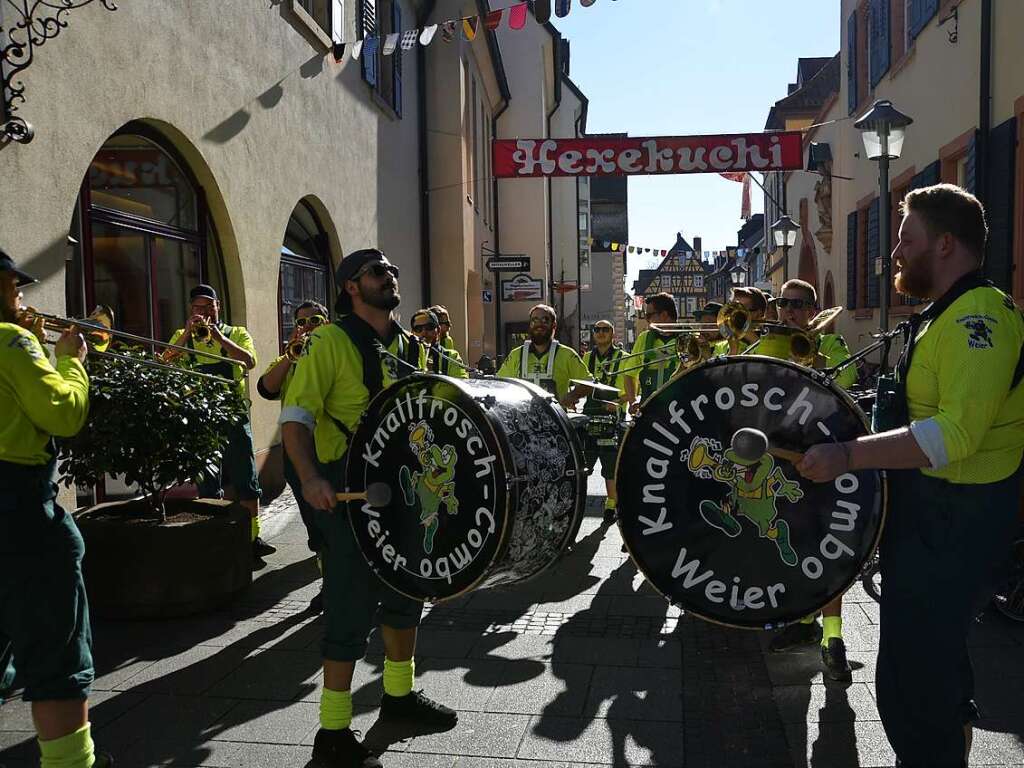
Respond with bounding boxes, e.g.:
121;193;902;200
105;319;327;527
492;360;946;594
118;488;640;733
398;420;459;554
684;436;804;567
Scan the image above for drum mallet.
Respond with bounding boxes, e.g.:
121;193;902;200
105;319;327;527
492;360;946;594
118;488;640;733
731;428;805;464
336;482;392;506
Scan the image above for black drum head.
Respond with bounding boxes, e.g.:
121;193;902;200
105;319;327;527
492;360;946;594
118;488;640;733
617;357;885;629
346;375;509;601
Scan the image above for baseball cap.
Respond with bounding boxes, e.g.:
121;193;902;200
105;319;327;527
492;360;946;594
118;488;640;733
189;284;218;302
334;248;400;314
0;249;38;287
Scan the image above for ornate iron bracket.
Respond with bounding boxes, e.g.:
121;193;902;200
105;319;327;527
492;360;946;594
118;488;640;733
1;0;118;144
938;5;959;44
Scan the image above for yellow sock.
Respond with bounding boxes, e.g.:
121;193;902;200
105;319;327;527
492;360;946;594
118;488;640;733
800;614;818;625
250;515;260;542
39;722;95;768
383;658;414;697
604;498;616;510
319;687;352;730
822;616;843;646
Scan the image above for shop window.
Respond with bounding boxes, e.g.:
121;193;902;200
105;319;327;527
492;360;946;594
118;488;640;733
280;200;331;345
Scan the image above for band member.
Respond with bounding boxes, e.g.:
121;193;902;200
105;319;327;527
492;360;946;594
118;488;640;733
582;320;636;521
0;252;112;768
411;309;468;378
257;300;329;610
629;292;679;411
765;278;857;680
497;304;589;407
281;249;455;768
796;185;1024;767
162;285;270;560
429;305;458;352
713;287;767;355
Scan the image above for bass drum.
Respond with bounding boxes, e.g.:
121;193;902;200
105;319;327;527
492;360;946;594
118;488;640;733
616;356;886;629
345;373;585;602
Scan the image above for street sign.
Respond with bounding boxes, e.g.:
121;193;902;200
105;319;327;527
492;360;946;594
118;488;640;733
502;273;544;301
486;255;531;272
482;289;493;304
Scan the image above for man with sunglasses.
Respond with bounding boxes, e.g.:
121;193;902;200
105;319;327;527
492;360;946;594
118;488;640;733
429;305;458;353
257;300;329;610
411;309;468;379
281;249;454;768
163;284;268;560
766;278;856;681
581;320;635;521
713;287;768;355
497;304;589;407
628;292;679;412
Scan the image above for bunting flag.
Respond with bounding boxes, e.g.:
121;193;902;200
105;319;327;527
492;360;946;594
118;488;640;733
382;33;400;56
589;237;673;258
580;0;597;5
485;9;503;30
508;2;529;30
462;16;479;41
351;39;364;60
362;36;380;59
555;0;572;17
419;24;438;45
720;172;752;221
441;20;458;42
401;29;419;50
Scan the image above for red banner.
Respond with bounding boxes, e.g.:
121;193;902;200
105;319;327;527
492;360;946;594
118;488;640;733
492;132;804;179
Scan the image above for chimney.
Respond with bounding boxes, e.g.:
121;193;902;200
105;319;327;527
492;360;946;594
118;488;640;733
693;237;702;258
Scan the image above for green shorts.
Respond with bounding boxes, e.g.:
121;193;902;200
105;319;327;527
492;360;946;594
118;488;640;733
314;459;422;662
0;460;94;702
199;417;262;501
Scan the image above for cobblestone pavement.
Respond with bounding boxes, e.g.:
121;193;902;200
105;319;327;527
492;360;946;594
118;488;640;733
2;471;1023;767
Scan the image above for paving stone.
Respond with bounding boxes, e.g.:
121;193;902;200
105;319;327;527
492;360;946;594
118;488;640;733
222;741;313;767
519;715;684;766
787;720;895;768
550;636;639;666
586;666;682;722
0;730;37;764
487;662;593;717
636;637;682;668
110;738;242;767
410;657;506;712
115;643;247;695
206;700;319;745
469;632;554;661
94;693;238;749
204;648;322;701
773;682;880;724
403;711;530;758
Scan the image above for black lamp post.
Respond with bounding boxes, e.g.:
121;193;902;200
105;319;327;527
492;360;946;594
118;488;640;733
771;215;799;283
854;99;913;340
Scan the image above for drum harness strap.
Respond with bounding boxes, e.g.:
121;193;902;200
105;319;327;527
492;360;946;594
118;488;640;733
520;340;559;392
642;331;676;391
587;344;623;386
187;323;237;380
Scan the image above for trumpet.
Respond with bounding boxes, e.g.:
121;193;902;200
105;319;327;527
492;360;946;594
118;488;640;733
286;335;310;362
609;333;713;376
191;318;212;343
741;307;845;368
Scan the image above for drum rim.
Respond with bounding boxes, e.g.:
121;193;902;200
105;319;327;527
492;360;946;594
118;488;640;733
345;373;515;604
615;354;888;629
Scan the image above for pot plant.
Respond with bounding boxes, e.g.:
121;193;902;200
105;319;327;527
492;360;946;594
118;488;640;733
60;347;253;619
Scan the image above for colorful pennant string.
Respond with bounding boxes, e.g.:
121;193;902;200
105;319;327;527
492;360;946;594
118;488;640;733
588;238;670;258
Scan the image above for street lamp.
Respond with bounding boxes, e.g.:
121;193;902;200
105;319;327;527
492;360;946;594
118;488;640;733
854;99;913;344
771;214;799;282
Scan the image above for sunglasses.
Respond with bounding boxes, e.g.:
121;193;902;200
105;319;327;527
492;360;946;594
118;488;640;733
294;315;327;329
775;298;815;310
412;323;438;332
529;316;553;326
593;327;612;334
354;262;400;280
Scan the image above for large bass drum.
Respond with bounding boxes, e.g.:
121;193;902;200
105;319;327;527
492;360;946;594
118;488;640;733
345;373;585;602
617;356;886;629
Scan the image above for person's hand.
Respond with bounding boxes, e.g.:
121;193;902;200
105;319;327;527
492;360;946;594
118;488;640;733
302;475;337;512
55;327;87;362
795;443;850;483
628;400;640;416
17;305;45;343
183;314;205;340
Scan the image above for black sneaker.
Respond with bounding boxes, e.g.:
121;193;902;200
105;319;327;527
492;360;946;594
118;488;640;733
380;690;458;730
603;506;617;524
821;637;853;682
311;727;381;768
94;753;114;768
253;537;277;558
768;620;823;652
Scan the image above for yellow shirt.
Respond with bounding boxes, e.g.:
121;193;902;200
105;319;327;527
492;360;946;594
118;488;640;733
258;354;295;403
429;344;469;379
582;346;634;411
906;285;1024;484
168;324;256;397
497;341;589;400
281;321;427;463
630;330;678;395
0;323;89;466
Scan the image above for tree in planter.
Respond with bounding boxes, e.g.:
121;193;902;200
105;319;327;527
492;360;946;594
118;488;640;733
58;347;248;522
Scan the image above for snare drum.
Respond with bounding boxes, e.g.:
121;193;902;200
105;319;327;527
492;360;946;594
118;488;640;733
345;374;585;601
617;356;886;629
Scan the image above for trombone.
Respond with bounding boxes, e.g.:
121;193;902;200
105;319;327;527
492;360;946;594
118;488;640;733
19;306;244;383
740;306;845;368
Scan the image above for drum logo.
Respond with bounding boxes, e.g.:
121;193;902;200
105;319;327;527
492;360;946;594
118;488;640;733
684;436;804;567
399;421;459;554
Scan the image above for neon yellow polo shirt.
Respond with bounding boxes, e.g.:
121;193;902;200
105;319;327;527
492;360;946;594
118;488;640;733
630;330;678;390
281;323;427;463
497;342;589;400
430;344;469;379
169;324;256;397
754;331;858;390
0;323;89;466
905;285;1024;484
259;354;295;402
582;346;634;410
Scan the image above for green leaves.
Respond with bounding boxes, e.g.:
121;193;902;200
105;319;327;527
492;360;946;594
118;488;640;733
57;347;247;520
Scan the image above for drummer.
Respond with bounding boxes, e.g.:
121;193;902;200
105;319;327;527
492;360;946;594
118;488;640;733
280;248;456;767
765;278;857;680
411;308;468;378
796;184;1024;767
629;292;679;412
496;304;589;408
713;287;767;355
581;320;636;522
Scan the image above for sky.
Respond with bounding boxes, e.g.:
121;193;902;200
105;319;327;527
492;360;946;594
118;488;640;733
552;0;840;290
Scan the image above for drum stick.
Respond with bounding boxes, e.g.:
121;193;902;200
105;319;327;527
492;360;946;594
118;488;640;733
768;447;805;464
336;482;392;506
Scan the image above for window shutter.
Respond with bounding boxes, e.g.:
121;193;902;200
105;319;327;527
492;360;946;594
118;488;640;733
909;0;938;40
869;0;891;87
847;211;859;309
964;131;977;194
392;1;402;117
359;0;378;88
330;0;344;43
911;159;941;190
847;11;858;115
984;117;1017;291
867;199;881;308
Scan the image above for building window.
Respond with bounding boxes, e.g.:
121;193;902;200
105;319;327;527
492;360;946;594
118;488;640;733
694;275;704;288
359;0;402;117
280;201;331;346
293;0;344;44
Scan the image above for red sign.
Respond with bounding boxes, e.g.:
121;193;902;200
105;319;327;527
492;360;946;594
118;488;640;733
493;132;803;179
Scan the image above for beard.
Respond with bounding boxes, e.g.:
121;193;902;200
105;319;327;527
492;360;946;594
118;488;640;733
894;252;934;299
529;328;553;346
360;282;401;311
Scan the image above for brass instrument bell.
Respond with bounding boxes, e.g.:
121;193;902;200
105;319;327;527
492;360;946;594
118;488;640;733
192;318;212;342
286;335;309;362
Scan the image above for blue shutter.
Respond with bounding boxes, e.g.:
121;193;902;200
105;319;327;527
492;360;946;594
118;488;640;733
847;11;858;115
360;0;378;88
984;118;1017;291
392;1;402;117
964;131;977;194
910;0;938;40
911;159;941;190
847;211;859;309
870;0;891;87
867;199;881;308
